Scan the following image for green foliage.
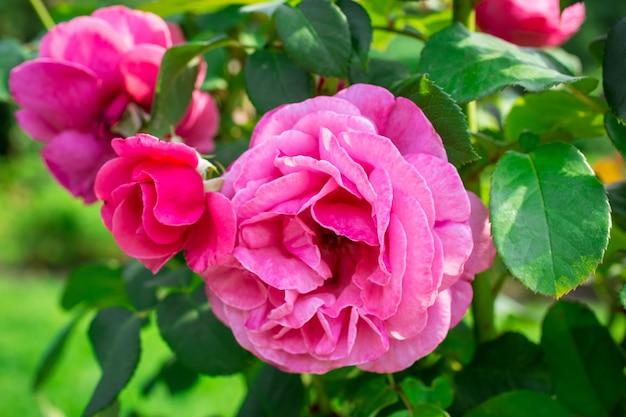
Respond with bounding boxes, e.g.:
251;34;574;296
418;24;589;102
603;17;626;123
237;364;305;417
62;263;130;311
490;143;611;297
464;390;574;417
0;37;28;102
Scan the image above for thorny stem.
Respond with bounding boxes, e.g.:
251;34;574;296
29;0;55;31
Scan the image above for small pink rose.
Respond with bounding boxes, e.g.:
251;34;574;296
476;0;585;47
204;84;496;374
94;133;235;273
9;5;219;203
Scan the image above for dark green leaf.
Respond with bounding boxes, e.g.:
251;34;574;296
504;90;606;142
92;401;120;417
61;263;129;311
349;58;410;89
337;0;372;69
32;311;84;390
603;17;626;123
244;50;312;114
588;35;606;67
275;0;351;77
141;357;199;396
84;308;141;416
490;143;611;297
214;137;251;169
353;376;399;417
518;131;541;153
541;301;626;417
451;332;550;415
401;376;453;409
607;182;626;229
148;35;234;136
393;74;478;167
436;320;475;365
464;390;574;417
418;24;587;103
0;37;27;101
237;364;304;417
157;286;250;375
604;112;626;160
144;265;194;289
122;261;158;312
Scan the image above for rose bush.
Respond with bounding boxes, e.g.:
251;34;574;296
202;84;496;374
94;134;235;273
476;0;586;47
9;5;219;203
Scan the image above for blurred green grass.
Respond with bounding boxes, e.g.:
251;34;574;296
0;274;246;417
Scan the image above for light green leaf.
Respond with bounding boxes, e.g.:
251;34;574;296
139;0;270;17
418;24;588;103
490;143;610;297
275;0;351;77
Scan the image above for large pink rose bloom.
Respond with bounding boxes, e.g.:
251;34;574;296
476;0;585;48
203;84;496;374
9;6;219;203
95;134;235;273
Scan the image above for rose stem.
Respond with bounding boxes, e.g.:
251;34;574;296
453;0;496;343
29;0;55;31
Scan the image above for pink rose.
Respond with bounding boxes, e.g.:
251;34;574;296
476;0;585;47
202;84;496;374
9;5;219;203
94;134;235;273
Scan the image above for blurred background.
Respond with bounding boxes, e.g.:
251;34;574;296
1;0;625;416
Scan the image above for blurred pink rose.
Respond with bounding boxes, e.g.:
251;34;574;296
94;134;235;273
202;84;496;374
9;5;219;203
476;0;585;47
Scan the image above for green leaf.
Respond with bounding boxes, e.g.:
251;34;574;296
148;35;234;136
349;58;410;89
139;0;269;17
157;286;250;375
436;320;475;365
588;35;606;67
122;261;158;312
0;37;27;101
141;357;199;396
237;364;304;417
275;0;351;78
504;90;606;142
61;263;129;311
607;182;626;229
490;143;611;297
604;112;626;160
353;376;399;417
541;301;626;417
337;0;372;69
84;308;141;416
451;332;550;415
144;265;193;289
393;74;479;167
418;24;587;103
603;17;626;123
620;285;626;309
244;50;312;114
463;390;574;417
214;137;251;169
32;311;84;390
401;376;453;409
388;404;450;417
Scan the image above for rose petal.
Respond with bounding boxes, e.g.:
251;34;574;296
175;90;219;153
120;44;164;109
91;5;172;48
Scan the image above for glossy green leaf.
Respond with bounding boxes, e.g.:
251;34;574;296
490;143;610;297
541;301;626;417
393;74;478;167
401;376;453;409
237;364;304;417
464;390;574;417
244;50;312;114
451;332;550;415
157;286;250;375
275;0;351;77
148;35;234;136
604;112;626;160
418;24;587;103
349;58;410;89
32;311;84;390
337;0;372;68
84;308;141;416
61;263;129;311
122;261;158;312
139;0;270;17
0;37;27;101
353;376;399;417
603;17;626;123
504;90;606;142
